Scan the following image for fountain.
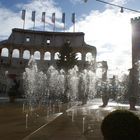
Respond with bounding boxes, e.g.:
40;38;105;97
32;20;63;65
23;56;99;110
21;56;140;139
23;56;47;108
22;56;134;109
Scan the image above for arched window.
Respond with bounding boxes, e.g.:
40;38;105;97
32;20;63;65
23;50;30;59
12;49;19;58
1;48;8;57
34;51;40;60
96;68;102;79
54;52;60;60
44;52;51;60
86;52;93;61
76;52;82;60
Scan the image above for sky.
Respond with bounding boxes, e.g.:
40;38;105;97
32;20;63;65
0;0;140;77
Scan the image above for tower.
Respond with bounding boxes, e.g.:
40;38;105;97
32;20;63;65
129;17;140;100
131;17;140;65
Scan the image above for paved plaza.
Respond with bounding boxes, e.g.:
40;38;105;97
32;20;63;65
0;98;104;140
1;98;140;140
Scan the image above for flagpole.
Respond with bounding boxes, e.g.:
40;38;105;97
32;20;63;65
53;22;55;32
43;22;45;31
73;23;75;32
23;19;25;29
33;21;35;30
64;23;65;32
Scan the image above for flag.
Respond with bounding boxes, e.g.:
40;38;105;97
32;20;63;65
72;13;75;23
52;13;55;23
21;10;26;20
32;11;36;22
42;12;46;22
62;12;65;23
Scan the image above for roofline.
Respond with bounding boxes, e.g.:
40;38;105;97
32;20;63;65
0;40;8;46
12;28;85;36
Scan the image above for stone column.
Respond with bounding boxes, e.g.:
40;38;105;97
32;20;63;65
19;49;23;64
82;53;86;61
8;49;13;65
50;52;55;66
81;53;86;69
30;50;34;57
40;51;44;61
51;52;55;61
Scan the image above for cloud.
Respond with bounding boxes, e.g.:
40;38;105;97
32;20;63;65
69;6;138;76
0;0;63;41
109;0;128;5
70;0;128;5
70;0;84;5
99;0;130;12
0;6;21;39
16;0;63;30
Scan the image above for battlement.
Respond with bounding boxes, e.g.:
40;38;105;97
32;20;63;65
131;16;140;23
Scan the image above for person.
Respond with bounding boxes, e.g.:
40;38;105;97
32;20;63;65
101;110;140;140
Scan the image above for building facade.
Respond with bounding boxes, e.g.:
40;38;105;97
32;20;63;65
0;28;107;96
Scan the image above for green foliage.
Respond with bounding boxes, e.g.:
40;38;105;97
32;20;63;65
57;42;78;71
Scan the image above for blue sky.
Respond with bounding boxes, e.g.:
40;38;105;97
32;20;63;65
0;0;140;77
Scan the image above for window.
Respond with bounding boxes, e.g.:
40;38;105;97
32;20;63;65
66;40;71;44
46;39;50;45
44;52;51;60
23;50;30;59
26;37;30;42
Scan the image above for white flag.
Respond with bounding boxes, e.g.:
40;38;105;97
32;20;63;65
42;12;45;22
52;13;55;23
32;11;36;22
21;10;26;20
62;13;65;23
72;13;75;23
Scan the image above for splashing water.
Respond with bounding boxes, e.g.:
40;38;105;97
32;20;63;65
23;56;47;107
23;56;130;109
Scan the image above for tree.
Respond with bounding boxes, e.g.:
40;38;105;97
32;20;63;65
56;42;78;103
57;42;78;71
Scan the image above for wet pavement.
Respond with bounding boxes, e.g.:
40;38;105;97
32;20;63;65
1;98;140;140
23;113;87;140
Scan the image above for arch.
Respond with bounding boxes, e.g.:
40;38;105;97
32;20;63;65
1;48;8;57
76;52;82;60
44;51;51;60
54;52;60;60
23;50;30;59
34;51;40;60
12;49;19;58
96;68;102;78
85;52;93;61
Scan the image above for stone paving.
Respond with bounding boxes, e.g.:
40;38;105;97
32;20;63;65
0;98;106;140
24;113;87;140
